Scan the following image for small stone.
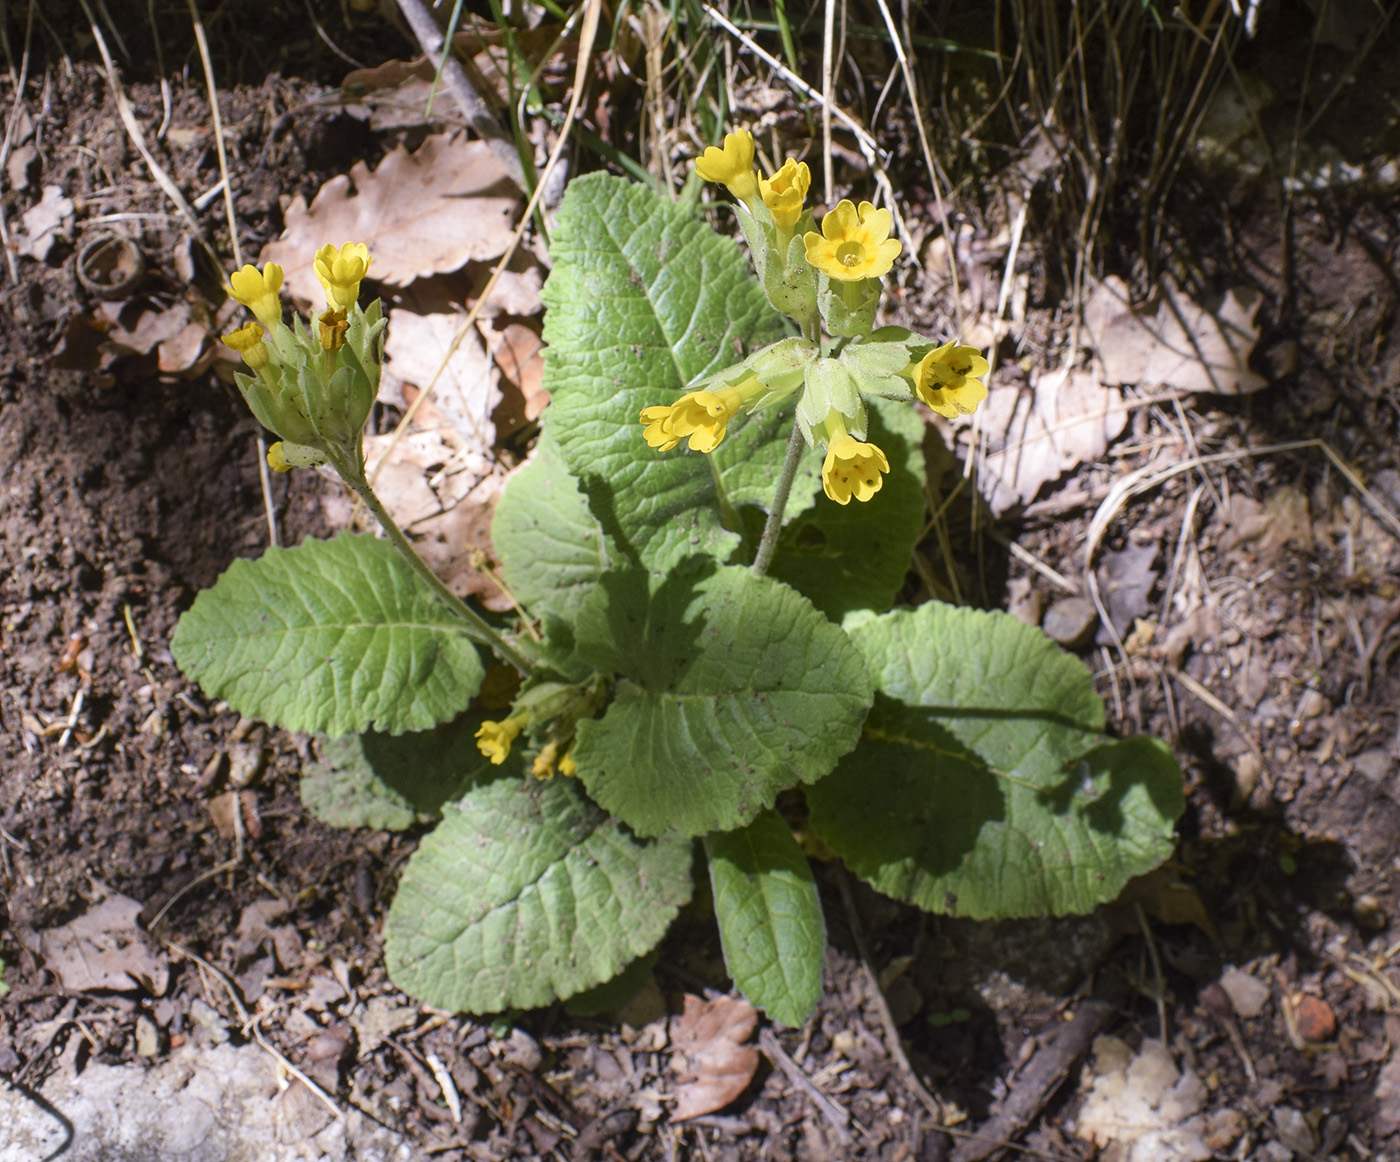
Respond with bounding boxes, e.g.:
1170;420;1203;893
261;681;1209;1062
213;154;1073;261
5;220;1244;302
1294;689;1329;722
135;1015;160;1058
1292;993;1336;1042
1353;749;1392;783
1218;966;1269;1018
227;742;267;788
1042;597;1098;649
1354;893;1388;931
188;997;230;1043
1203;1108;1246;1152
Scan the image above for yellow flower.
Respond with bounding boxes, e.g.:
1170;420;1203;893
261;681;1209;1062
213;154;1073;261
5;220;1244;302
639;376;759;455
803;200;901;282
694;131;760;207
760;159;811;232
911;342;989;418
228;263;285;330
476;716;526;765
267;442;292;473
821;413;890;505
223;321;270;370
314;242;372;311
531;741;561;781
558;744;577;778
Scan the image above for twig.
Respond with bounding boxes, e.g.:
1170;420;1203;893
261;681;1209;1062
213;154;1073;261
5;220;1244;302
758;1027;853;1145
948;979;1126;1162
392;0;525;191
370;0;601;491
833;866;943;1123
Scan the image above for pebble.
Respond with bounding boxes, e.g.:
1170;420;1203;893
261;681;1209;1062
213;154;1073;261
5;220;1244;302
1292;993;1337;1042
1218;966;1269;1018
1042;597;1098;649
1353;748;1392;783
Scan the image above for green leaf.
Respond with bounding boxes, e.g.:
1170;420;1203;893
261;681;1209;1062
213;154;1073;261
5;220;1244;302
541;173;793;571
385;777;694;1012
572;562;871;838
493;431;616;629
301;712;510;831
807;604;1182;918
705;810;825;1027
171;534;484;736
761;397;926;621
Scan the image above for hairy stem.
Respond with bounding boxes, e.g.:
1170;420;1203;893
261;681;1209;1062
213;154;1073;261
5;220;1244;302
339;454;534;673
751;416;807;578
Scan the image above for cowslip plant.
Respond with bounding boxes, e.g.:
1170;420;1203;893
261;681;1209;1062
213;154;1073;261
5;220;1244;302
172;133;1183;1028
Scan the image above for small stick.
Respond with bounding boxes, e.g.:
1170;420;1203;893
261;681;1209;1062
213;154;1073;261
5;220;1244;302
758;1027;853;1145
948;980;1125;1162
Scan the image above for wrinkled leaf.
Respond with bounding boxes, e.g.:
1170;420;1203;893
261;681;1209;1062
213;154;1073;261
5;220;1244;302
808;604;1182;918
763;397;925;620
706;811;825;1027
172;533;484;736
541;173;792;571
301;712;508;831
385;777;693;1012
572;562;871;838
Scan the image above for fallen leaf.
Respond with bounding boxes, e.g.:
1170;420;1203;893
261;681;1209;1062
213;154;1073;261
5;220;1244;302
37;894;169;994
17;185;73;260
382;307;501;451
974;365;1128;514
669;994;759;1121
262;133;519;302
1098;542;1160;640
483;321;547;438
1085;274;1268;395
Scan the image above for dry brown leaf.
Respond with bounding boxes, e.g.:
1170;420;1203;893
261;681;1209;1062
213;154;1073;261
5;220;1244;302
383;308;501;452
1085;274;1268;395
362;430;510;611
669;994;759;1121
261;134;519;302
974;365;1128;514
36;894;169;994
17;185;73;260
483;321;547;439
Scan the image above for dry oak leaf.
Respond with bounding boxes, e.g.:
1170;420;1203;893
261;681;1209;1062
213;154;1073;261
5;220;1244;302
972;364;1128;514
261;133;519;304
669;994;760;1121
383;308;502;452
35;894;169;995
1085;274;1267;395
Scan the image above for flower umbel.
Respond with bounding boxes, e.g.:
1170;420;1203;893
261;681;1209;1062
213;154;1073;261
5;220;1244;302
224;321;270;371
314;242;372;311
760;159;811;232
821;412;890;505
803;200;901;282
694;131;760;207
228;263;285;330
639;375;760;455
911;341;989;418
475;716;526;765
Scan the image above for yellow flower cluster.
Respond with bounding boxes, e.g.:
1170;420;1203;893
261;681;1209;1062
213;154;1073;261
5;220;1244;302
638;132;990;506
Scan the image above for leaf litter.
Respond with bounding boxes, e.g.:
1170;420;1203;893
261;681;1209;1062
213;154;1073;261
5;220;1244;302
668;993;761;1121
